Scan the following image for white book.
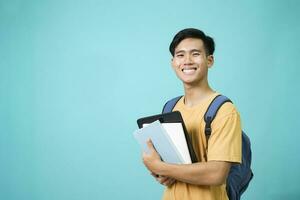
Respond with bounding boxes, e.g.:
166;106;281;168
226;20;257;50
159;123;192;164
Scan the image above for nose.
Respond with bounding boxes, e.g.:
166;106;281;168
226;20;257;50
184;54;193;65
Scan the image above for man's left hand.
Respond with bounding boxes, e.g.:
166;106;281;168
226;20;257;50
142;139;163;174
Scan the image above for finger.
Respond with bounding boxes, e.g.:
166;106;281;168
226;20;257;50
151;172;159;178
164;178;176;187
157;176;169;184
158;176;175;186
146;139;155;152
142;152;147;164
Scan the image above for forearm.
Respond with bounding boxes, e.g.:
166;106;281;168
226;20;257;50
154;161;231;186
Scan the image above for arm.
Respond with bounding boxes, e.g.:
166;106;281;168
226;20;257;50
143;105;241;186
143;140;231;186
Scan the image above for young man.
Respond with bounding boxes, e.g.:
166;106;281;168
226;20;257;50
142;28;242;200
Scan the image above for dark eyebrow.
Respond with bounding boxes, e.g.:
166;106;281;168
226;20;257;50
175;49;202;54
175;50;185;54
190;49;202;53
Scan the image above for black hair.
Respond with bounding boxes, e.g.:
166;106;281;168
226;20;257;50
169;28;215;56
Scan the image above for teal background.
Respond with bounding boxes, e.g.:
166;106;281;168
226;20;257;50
1;0;300;199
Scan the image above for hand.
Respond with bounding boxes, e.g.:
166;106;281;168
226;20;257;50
142;140;162;174
151;172;176;187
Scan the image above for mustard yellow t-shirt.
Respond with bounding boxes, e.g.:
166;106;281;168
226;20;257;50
162;93;242;200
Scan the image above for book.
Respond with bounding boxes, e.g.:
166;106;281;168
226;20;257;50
133;120;191;164
136;111;197;163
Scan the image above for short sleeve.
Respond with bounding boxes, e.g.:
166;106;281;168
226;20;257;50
207;103;242;163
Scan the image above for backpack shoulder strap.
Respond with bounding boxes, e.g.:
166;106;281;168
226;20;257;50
204;95;232;137
162;96;183;113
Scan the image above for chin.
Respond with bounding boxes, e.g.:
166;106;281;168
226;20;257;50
181;79;197;85
176;73;201;84
180;77;202;85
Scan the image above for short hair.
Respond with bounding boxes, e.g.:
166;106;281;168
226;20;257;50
169;28;215;56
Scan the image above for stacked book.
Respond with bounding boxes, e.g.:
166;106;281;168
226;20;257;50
133;111;197;164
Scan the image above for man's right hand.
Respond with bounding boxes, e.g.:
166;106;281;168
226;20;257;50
151;172;176;187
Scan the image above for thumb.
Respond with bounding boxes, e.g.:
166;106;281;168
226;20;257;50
146;139;155;151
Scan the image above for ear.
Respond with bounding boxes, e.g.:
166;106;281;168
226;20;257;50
207;55;214;68
171;57;176;69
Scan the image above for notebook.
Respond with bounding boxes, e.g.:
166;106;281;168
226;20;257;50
136;111;197;163
133;120;185;164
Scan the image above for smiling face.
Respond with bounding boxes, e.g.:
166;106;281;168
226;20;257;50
171;38;214;86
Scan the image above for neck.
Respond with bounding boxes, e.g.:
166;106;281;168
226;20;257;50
183;79;215;107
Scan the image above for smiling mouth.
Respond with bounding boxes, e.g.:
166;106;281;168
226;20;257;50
182;67;197;75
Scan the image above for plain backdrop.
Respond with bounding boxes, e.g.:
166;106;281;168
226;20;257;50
1;0;300;199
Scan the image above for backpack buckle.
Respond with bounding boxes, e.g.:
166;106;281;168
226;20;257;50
205;126;211;136
205;123;212;136
205;117;212;136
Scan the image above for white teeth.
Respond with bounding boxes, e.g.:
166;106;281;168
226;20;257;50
182;68;196;75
